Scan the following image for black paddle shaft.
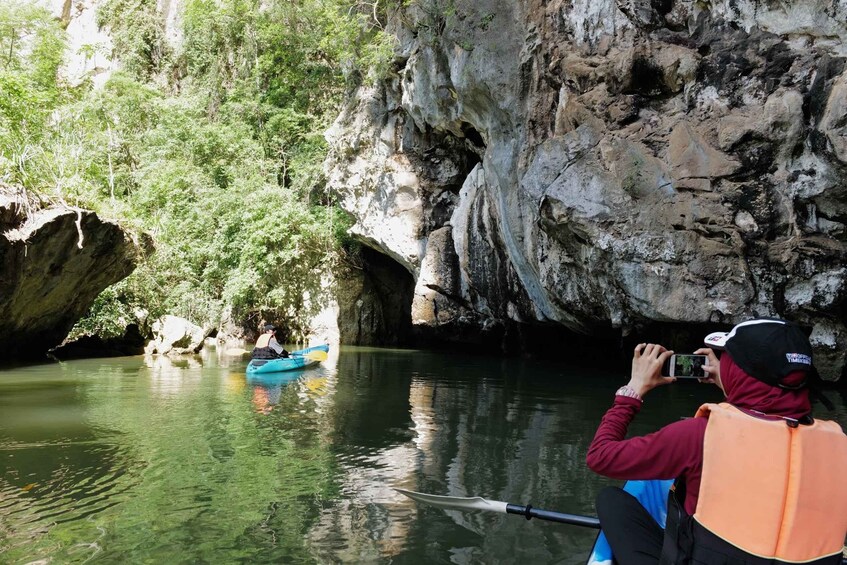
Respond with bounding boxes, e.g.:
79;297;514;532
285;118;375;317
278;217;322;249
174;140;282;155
505;504;847;564
505;503;601;529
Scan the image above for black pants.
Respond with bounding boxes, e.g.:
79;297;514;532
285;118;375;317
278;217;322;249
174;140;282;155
596;486;664;565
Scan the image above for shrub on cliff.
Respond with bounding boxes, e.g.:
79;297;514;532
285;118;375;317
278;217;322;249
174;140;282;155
2;0;391;340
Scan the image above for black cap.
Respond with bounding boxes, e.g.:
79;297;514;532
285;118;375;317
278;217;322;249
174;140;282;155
263;323;277;331
703;318;814;389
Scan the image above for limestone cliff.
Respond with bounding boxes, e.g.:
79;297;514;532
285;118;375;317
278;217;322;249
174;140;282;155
51;0;115;87
0;185;145;359
324;0;847;378
48;0;183;87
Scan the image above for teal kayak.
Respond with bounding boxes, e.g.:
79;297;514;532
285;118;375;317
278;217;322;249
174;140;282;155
246;344;329;376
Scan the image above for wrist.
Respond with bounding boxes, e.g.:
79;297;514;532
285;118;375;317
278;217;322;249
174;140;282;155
616;384;643;402
626;380;649;398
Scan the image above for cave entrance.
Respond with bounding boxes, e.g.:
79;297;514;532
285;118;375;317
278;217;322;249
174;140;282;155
341;246;415;346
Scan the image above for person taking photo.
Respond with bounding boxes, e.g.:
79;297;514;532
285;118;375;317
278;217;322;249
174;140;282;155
587;317;847;564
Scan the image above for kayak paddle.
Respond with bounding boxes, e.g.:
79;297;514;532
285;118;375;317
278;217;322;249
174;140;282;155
396;489;847;564
297;349;328;361
394;488;600;528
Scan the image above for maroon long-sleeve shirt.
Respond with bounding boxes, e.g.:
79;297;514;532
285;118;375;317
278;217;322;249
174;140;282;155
586;355;813;516
586;396;707;514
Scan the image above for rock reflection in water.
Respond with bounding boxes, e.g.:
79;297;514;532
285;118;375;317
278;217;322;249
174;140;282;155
2;348;835;563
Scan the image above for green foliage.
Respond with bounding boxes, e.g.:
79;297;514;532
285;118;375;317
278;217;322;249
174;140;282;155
4;0;394;338
0;1;67;186
67;282;141;339
480;12;495;30
0;1;64;84
97;0;169;80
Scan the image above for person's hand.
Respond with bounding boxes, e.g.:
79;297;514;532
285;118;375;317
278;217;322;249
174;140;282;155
693;347;723;393
627;343;675;398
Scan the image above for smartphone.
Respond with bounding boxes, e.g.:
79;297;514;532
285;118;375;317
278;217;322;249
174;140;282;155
663;354;708;378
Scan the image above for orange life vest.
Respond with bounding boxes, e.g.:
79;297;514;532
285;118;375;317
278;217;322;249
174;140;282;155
693;402;847;563
255;333;272;348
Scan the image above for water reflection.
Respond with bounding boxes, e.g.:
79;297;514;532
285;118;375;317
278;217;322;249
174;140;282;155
248;374;299;414
0;349;844;564
143;354;204;397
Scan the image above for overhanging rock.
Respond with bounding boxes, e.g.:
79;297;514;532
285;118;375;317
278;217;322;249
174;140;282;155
0;185;146;360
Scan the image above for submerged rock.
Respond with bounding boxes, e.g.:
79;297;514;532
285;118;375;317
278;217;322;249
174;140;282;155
0;184;145;360
324;1;847;379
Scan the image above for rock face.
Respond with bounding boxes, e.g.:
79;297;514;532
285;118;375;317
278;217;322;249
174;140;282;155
0;185;144;359
51;0;115;87
50;0;183;87
324;0;847;379
145;315;209;355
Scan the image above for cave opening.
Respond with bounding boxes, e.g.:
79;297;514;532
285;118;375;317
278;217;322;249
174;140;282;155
342;246;415;346
625;56;669;96
651;0;673;16
461;122;486;158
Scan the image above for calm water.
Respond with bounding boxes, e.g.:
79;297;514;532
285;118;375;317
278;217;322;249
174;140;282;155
1;347;845;564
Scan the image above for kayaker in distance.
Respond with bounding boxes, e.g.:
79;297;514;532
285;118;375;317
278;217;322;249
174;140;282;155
586;318;847;564
251;323;290;360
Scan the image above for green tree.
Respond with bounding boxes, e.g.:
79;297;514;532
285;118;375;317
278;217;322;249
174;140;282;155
0;1;67;188
4;0;399;340
97;0;169;80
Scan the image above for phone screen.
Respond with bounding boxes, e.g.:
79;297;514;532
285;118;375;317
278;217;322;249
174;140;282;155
670;354;708;378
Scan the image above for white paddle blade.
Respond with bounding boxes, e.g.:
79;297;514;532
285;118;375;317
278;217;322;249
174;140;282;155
394;488;508;514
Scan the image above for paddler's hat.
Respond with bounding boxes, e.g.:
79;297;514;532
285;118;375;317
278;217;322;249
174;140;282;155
703;318;815;390
263;323;277;332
